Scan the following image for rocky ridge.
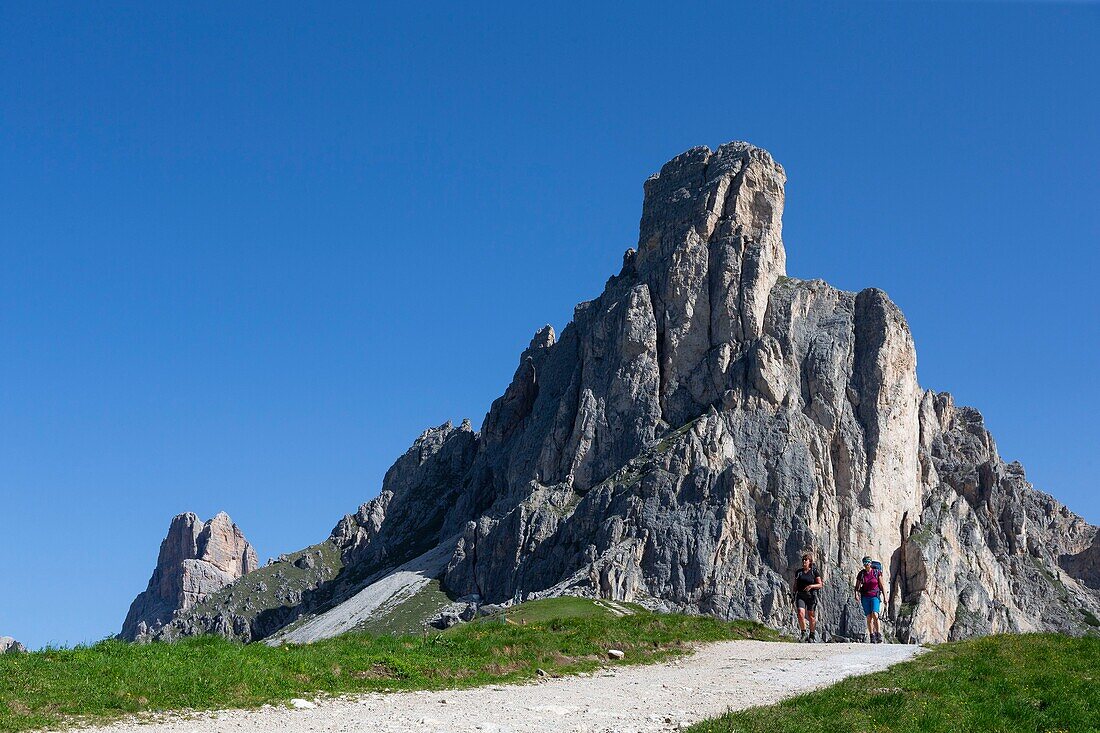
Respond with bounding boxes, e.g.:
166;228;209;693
120;512;259;641
0;636;27;654
143;143;1100;643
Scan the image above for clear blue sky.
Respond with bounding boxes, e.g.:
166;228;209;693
2;3;1097;650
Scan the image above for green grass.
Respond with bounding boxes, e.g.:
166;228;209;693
175;541;344;629
0;598;777;732
654;416;704;453
351;579;455;636
688;633;1100;733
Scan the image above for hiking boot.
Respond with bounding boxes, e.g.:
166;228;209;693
800;630;808;642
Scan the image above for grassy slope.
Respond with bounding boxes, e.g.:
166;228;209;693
688;633;1100;733
350;579;455;636
0;598;778;732
171;541;344;633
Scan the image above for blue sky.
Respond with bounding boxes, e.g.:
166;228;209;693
1;2;1097;650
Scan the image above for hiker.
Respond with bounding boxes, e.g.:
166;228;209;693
855;556;886;643
793;552;824;642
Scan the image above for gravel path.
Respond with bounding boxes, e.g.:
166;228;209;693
87;641;924;733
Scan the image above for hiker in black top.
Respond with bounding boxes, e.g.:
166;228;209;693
793;552;824;642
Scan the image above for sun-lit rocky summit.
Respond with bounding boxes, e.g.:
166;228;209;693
124;143;1100;644
0;637;27;654
120;512;258;640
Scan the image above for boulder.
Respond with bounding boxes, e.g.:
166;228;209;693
0;636;27;654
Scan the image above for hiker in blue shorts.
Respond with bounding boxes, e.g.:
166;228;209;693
855;556;886;643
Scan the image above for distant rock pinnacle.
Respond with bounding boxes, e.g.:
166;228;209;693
120;511;258;641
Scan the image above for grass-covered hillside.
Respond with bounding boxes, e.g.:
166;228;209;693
164;540;345;640
0;598;777;732
689;633;1100;733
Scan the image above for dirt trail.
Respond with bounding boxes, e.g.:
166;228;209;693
86;640;923;733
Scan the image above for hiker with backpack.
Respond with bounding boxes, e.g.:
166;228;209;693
855;556;886;643
793;552;824;642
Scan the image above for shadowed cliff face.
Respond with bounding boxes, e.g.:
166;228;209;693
145;143;1100;644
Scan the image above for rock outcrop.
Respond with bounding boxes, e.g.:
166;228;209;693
0;636;27;654
141;143;1100;644
120;512;258;641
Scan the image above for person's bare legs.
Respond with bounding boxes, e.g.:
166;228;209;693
797;606;808;638
808;609;816;640
867;611;881;641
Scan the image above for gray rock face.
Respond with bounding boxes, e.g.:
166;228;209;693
331;420;478;571
0;636;27;654
120;512;258;641
141;143;1099;644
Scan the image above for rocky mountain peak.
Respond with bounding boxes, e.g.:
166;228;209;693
136;142;1099;645
120;511;258;641
530;325;556;350
0;636;27;654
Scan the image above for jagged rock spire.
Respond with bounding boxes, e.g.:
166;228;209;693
120;512;258;641
137;143;1100;645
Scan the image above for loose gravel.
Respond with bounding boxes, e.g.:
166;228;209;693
84;640;924;733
